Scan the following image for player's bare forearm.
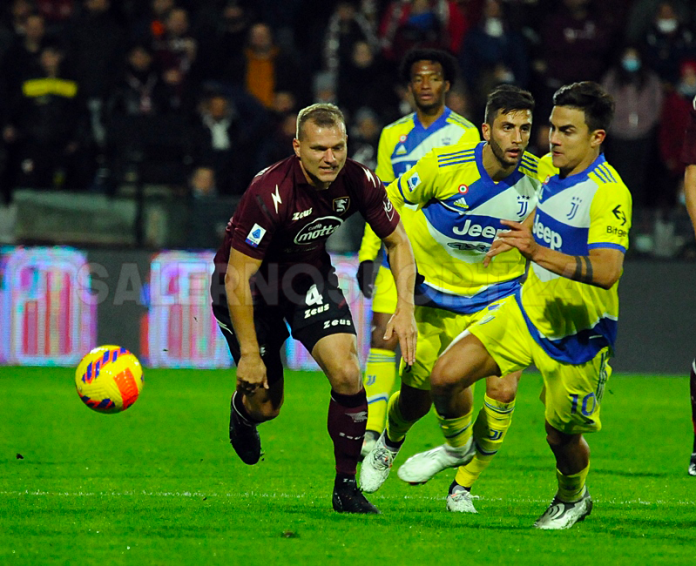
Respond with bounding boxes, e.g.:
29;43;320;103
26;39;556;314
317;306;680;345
383;223;416;310
530;246;624;290
225;251;268;390
382;222;417;364
489;219;624;290
685;165;696;238
225;252;261;353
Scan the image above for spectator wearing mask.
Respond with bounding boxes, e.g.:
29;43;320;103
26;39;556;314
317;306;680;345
459;0;529;121
642;0;696;87
602;44;663;210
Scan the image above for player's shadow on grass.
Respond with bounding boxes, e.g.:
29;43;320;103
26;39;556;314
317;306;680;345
598;518;696;543
595;469;670;478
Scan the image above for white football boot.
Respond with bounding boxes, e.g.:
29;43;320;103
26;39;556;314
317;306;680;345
397;439;475;484
446;482;478;513
360;430;380;462
689;452;696;477
534;486;593;530
359;431;400;493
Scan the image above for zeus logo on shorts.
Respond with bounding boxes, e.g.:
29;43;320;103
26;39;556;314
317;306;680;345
245;223;266;247
533;217;563;250
304;303;329;318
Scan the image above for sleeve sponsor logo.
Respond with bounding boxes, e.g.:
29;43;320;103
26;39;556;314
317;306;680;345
612;204;627;226
606;226;628;238
407;172;421;191
245;223;267;247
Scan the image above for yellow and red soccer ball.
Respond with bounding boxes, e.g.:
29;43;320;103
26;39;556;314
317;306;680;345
75;346;144;413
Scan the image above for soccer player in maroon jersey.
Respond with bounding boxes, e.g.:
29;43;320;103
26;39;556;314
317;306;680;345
211;103;418;512
681;95;696;477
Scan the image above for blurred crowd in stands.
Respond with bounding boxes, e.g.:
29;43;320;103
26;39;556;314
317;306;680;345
1;0;696;256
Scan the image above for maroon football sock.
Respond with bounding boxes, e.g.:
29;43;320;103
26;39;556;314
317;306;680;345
328;389;368;477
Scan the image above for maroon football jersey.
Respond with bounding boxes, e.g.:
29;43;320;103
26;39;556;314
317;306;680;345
213;155;400;295
681;97;696;165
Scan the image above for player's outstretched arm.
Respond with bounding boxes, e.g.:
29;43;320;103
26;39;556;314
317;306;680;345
356;223;382;298
381;222;418;365
685;164;696;238
487;219;624;290
225;249;268;393
483;209;536;267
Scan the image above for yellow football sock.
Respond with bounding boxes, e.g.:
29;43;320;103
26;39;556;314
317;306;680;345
437;408;474;450
364;348;397;433
455;394;515;488
385;390;418;444
556;463;590;502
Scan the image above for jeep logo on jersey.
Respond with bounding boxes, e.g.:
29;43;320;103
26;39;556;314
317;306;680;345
333;197;349;214
294;216;343;245
452;219;503;239
533;217;563;250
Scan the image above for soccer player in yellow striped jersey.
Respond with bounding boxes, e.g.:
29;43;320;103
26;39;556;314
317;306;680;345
360;86;554;504
356;48;480;457
409;82;630;529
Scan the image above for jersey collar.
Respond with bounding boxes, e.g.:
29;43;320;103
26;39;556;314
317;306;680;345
474;141;524;189
414;107;451;131
549;153;607;190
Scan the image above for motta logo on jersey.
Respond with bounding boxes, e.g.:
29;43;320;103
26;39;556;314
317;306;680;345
293;216;343;245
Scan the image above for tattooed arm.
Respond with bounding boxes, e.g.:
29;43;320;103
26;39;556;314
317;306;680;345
486;219;624;290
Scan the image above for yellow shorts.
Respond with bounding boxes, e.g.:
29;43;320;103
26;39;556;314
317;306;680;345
400;304;495;391
469;296;611;435
371;265;398;314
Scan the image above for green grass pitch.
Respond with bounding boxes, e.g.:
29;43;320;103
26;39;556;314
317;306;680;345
1;367;695;565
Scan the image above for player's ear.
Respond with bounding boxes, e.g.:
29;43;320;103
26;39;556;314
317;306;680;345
444;80;450;94
292;137;301;157
481;122;491;142
590;129;606;148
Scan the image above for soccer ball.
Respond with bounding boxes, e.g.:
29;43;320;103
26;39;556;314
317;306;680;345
75;346;144;413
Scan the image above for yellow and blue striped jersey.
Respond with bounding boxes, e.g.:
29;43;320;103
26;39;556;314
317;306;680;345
387;141;552;314
518;153;632;364
358;107;480;263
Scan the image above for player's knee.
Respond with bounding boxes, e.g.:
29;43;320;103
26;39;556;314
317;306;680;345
545;425;579;451
370;326;398;350
248;394;284;421
327;358;362;394
486;380;518;404
399;390;431;421
430;356;459;397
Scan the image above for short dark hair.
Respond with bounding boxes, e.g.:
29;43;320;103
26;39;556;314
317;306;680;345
484;85;535;125
296;103;345;140
399;48;458;85
552;81;615;132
